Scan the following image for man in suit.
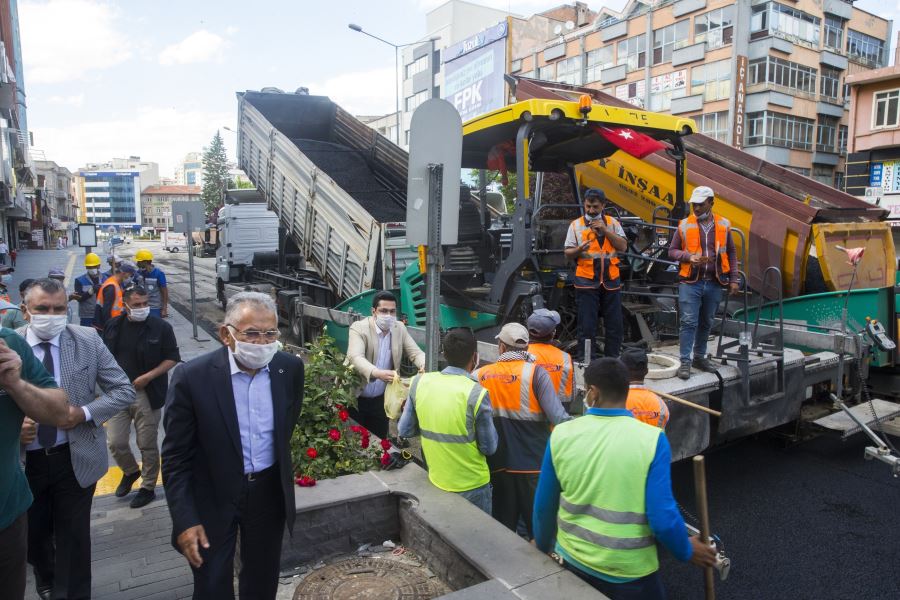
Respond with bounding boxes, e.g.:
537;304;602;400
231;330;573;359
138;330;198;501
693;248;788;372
17;277;135;600
162;291;304;599
346;290;424;440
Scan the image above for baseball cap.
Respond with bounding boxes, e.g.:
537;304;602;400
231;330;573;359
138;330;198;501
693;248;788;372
620;347;649;371
48;268;66;279
689;186;714;204
584;188;605;201
527;308;561;337
495;322;529;349
118;261;137;274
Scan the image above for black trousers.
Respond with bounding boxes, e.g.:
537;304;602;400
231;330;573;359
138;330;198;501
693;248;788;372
191;466;285;600
348;394;388;440
25;444;96;600
491;471;539;538
0;512;27;600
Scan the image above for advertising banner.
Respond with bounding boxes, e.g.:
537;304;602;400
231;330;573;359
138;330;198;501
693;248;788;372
443;21;508;122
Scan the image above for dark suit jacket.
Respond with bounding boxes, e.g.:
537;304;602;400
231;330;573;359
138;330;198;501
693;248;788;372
161;346;304;549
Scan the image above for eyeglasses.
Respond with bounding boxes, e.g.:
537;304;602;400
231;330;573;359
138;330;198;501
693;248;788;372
226;325;280;342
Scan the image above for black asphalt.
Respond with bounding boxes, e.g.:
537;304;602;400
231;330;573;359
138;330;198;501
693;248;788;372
661;432;900;599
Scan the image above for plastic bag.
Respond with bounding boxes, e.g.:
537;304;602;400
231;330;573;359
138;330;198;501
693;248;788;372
384;375;410;419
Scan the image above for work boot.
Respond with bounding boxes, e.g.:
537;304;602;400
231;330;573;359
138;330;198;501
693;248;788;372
115;471;141;498
130;488;156;509
677;361;691;380
692;356;718;373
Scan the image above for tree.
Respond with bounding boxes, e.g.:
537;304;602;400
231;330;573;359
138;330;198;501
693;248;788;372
201;131;229;215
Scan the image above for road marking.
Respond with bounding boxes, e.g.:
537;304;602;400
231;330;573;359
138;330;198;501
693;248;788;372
64;252;77;282
95;463;162;497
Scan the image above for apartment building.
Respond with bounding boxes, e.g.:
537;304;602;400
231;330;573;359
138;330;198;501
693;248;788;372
513;0;891;189
140;184;201;231
76;157;160;229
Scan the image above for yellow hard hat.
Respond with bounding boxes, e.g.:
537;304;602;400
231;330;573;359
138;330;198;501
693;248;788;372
84;252;101;267
135;249;153;263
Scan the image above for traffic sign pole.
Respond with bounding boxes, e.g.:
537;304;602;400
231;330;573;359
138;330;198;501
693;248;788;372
424;164;443;372
186;211;200;340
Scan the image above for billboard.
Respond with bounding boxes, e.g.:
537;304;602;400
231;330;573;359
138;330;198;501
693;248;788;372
443;21;507;123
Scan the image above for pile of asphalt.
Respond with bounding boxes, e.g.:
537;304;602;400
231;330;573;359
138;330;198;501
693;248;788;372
291;138;406;223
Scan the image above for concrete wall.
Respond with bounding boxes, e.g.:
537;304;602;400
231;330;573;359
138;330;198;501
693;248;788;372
850;77;900;153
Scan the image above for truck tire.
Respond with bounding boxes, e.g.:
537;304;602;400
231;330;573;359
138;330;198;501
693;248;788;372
171;246;179;253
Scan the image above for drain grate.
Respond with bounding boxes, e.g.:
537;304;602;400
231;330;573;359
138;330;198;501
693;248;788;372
292;556;449;599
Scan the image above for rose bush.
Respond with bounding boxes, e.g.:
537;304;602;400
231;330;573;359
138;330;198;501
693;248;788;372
290;334;381;483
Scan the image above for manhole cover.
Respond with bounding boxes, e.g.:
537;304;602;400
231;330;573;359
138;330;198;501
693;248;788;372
293;556;448;599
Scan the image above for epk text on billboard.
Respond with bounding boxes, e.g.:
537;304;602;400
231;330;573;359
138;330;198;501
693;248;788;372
443;21;507;123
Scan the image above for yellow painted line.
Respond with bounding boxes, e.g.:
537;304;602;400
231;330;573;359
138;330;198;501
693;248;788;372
95;463;163;497
64;252;76;282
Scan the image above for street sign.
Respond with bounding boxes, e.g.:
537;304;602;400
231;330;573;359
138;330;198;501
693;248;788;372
171;201;205;234
406;98;462;246
77;223;97;248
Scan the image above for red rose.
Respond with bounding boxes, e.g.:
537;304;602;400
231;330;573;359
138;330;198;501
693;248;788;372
335;404;344;410
306;448;318;459
380;439;392;451
296;475;317;487
338;409;350;422
380;452;391;467
349;425;363;434
328;428;341;441
307;477;317;487
295;476;303;486
360;427;370;437
361;436;370;449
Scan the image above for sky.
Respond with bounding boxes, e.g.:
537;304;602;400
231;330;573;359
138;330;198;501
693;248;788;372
19;0;892;178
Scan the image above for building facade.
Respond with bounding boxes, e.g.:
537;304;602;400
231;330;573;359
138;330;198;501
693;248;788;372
511;0;890;189
76;157;159;229
175;152;203;187
33;159;76;247
140;184;201;231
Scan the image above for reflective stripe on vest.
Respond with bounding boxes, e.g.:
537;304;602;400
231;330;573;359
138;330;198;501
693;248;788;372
571;215;620;286
475;361;544;422
528;343;574;404
627;385;669;429
550;414;661;579
677;214;730;284
411;372;490;492
97;279;124;318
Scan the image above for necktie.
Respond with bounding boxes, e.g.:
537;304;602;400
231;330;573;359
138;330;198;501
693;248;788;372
37;342;58;448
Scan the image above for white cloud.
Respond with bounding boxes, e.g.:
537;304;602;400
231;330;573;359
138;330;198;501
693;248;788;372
225;25;239;36
158;30;227;66
308;66;396;116
47;93;85;107
31;106;235;177
20;0;133;84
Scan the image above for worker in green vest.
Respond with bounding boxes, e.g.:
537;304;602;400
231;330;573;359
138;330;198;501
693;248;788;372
533;358;716;599
398;328;498;513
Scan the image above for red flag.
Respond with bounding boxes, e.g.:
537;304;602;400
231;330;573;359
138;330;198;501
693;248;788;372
487;140;516;186
595;125;666;159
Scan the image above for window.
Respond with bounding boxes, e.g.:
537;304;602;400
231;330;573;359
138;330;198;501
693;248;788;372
824;16;844;51
834;172;845;190
694;6;735;50
746;111;815;150
556;55;583;85
813;165;834;185
816;116;838;153
615;80;646;108
511;59;523;73
696;111;730;142
649;70;686;111
618;34;646;72
405;90;428;112
652;21;690;65
838;125;848;155
406;55;428;79
751;2;820;47
691;59;732;101
820;67;841;101
585;46;615;83
873;90;900;128
749;56;817;95
847;30;885;68
782;165;811;176
539;63;556;80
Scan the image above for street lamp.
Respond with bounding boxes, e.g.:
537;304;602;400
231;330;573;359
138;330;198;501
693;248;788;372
348;24;440;146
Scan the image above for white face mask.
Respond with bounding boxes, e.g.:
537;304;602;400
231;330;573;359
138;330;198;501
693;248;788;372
376;315;395;331
233;339;279;369
29;314;68;340
128;307;150;322
87;268;99;276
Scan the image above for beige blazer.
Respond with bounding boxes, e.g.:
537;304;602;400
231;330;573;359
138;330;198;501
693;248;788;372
346;317;425;391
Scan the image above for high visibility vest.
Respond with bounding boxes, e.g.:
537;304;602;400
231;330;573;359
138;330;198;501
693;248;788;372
627;385;669;429
411;372;490;493
97;278;124;318
677;213;731;284
528;343;573;404
551;414;661;579
474;360;543;422
571;215;621;289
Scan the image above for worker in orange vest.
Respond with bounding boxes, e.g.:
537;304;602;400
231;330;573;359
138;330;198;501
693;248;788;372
621;347;669;429
95;261;137;330
668;186;740;380
526;308;574;408
474;323;570;538
563;188;627;361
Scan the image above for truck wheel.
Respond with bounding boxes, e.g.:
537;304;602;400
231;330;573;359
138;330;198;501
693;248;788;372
172;246;179;253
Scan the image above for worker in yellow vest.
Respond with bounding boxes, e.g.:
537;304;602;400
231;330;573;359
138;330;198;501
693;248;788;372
564;188;627;361
526;308;574;407
95;261;137;330
534;358;717;598
398;328;498;513
669;186;740;380
474;323;570;538
621;347;669;429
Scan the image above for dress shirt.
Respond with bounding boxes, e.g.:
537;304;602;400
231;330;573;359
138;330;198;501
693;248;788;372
360;326;392;398
228;348;275;474
24;328;92;450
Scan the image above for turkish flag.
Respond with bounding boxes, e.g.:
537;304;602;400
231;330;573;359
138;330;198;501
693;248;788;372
595;125;666;159
487;140;516;186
